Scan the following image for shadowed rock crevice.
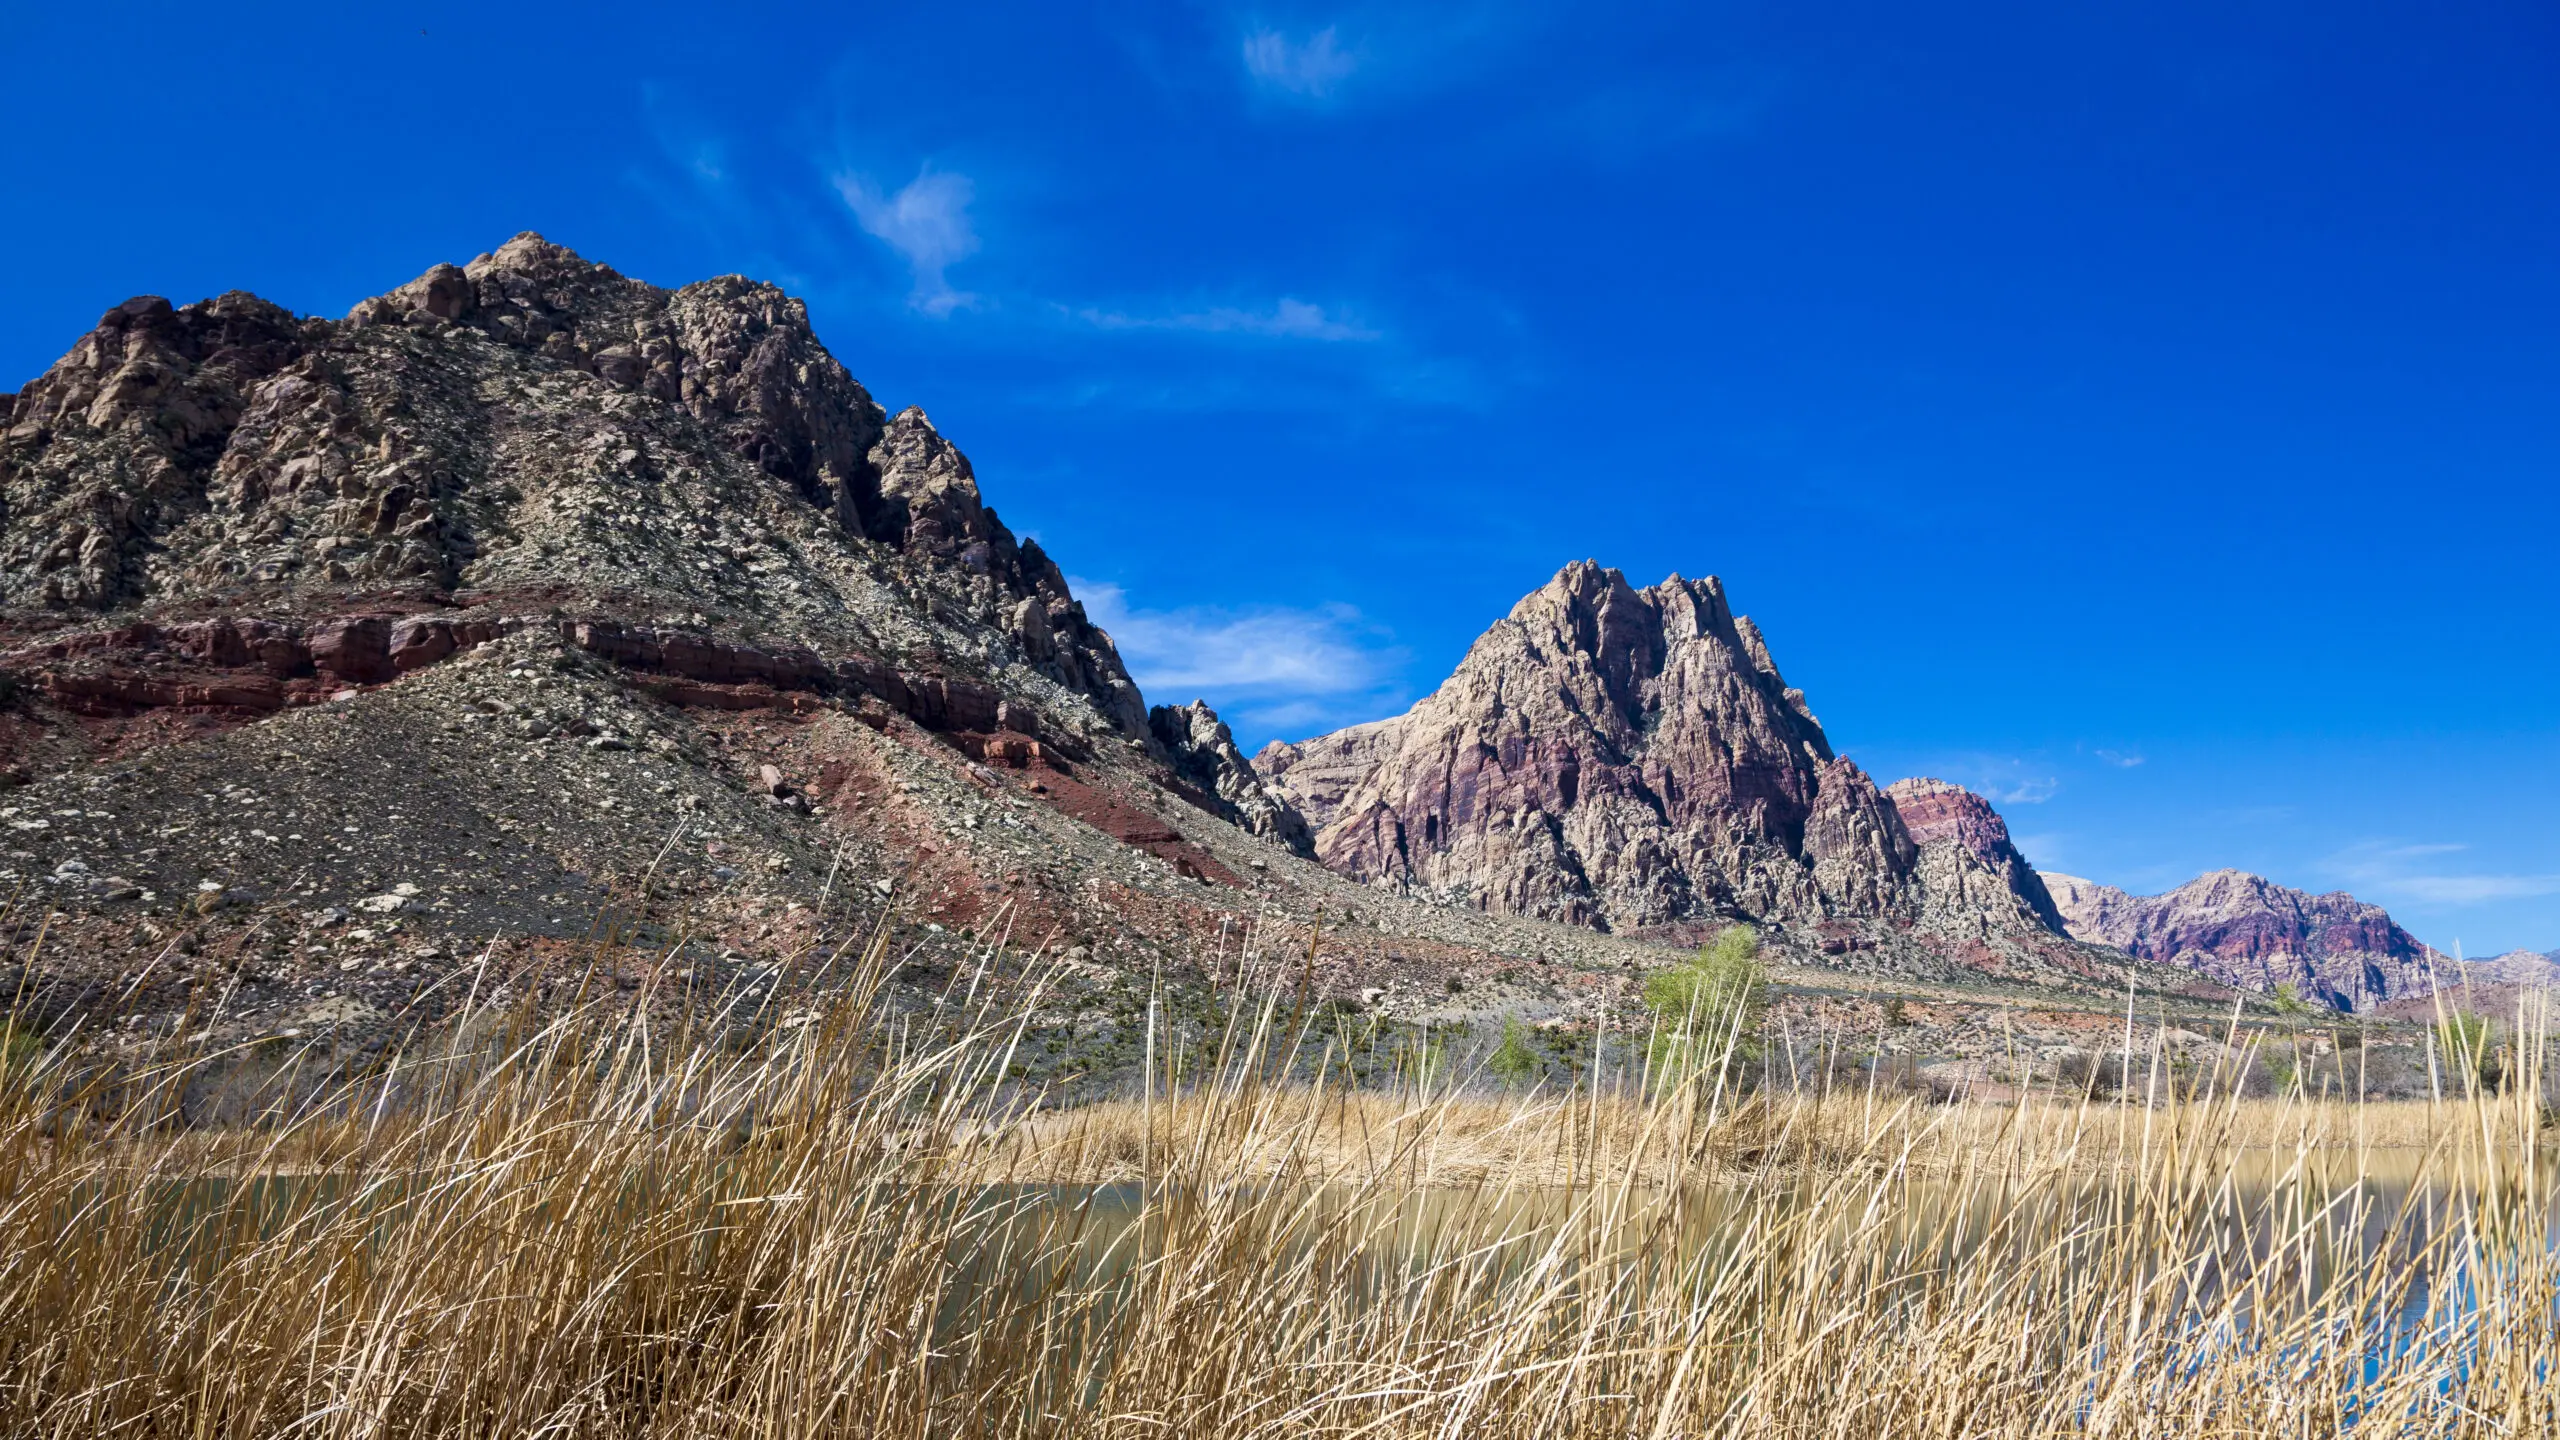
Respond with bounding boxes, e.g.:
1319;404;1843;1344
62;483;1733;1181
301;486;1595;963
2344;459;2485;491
1146;700;1313;856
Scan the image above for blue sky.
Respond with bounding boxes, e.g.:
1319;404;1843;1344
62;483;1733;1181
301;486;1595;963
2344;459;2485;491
3;2;2556;950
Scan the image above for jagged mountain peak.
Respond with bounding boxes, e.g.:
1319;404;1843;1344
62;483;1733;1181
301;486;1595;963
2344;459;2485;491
1263;563;2096;980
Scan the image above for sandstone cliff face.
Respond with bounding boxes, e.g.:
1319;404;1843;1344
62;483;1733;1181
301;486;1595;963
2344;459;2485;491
2040;868;2441;1010
1148;700;1313;855
1254;719;1405;833
1883;777;2067;936
1261;561;1925;932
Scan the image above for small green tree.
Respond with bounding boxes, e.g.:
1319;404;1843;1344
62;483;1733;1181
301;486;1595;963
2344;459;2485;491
1488;1015;1543;1090
1644;925;1767;1087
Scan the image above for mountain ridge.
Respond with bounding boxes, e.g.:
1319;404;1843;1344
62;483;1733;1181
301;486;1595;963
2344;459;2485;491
3;236;1791;1063
1257;561;2134;987
2040;867;2444;1011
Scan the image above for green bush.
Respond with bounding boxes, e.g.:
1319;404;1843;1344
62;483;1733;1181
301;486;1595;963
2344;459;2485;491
0;1021;37;1084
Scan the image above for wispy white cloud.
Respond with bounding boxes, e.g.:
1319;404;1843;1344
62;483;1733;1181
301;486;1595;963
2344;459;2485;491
833;166;980;315
2321;841;2560;907
1242;25;1360;98
2094;748;2145;768
1069;298;1379;342
1870;754;2060;808
1077;580;1397;694
2393;875;2560;904
1074;579;1408;742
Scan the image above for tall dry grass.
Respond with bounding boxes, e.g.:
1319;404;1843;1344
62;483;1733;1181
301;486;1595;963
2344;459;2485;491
4;928;2559;1437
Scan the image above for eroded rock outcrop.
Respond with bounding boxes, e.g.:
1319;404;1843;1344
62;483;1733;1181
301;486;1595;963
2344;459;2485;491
2041;868;2441;1011
1149;700;1313;855
0;234;1145;737
1884;777;2067;936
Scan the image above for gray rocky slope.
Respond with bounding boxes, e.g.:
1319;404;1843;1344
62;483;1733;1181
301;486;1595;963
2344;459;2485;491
6;237;2046;1068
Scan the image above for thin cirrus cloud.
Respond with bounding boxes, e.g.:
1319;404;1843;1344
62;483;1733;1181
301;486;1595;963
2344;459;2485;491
2323;841;2560;907
1073;579;1408;741
1068;298;1380;342
1242;25;1361;98
833;166;980;316
1978;776;2061;806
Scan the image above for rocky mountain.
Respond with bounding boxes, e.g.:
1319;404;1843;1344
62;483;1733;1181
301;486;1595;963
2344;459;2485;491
1883;777;2069;937
1255;562;2121;983
0;237;1733;1060
1258;562;1899;929
2040;869;2442;1011
2453;948;2560;987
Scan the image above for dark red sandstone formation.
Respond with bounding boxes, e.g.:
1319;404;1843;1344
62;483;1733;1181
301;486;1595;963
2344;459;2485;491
2041;869;2442;1011
1259;562;1906;930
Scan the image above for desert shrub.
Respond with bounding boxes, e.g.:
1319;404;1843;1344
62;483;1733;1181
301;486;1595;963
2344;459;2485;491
2435;1012;2506;1092
2054;1050;2134;1100
2254;1051;2301;1099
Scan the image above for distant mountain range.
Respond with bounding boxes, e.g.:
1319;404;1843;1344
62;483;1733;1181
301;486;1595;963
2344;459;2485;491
1255;563;2545;1011
0;235;2535;1041
2040;869;2445;1011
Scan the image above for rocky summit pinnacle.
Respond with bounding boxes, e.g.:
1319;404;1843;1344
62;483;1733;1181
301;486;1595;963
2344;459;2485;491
1882;777;2068;936
1257;562;2085;975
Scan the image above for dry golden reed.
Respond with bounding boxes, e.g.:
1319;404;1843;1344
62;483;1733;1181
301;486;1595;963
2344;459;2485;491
4;930;2558;1438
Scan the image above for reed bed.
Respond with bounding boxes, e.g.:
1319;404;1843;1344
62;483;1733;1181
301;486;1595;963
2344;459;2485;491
4;932;2558;1437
